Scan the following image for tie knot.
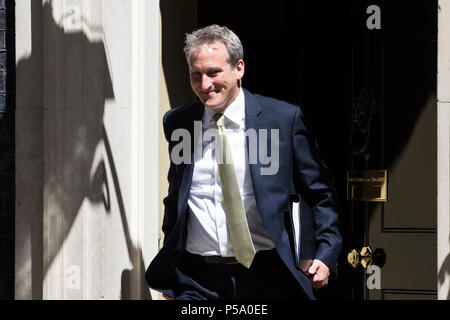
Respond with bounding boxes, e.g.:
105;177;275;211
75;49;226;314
212;113;225;127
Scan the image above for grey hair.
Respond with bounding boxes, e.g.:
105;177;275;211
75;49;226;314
184;24;244;66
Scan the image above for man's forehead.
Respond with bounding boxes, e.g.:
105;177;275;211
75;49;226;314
189;43;229;67
190;42;226;58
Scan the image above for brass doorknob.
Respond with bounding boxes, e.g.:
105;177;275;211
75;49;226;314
360;246;373;268
347;249;360;268
347;246;386;269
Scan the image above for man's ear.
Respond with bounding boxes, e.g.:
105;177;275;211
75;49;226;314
235;59;245;80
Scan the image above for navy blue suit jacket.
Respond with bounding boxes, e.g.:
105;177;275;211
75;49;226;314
145;88;342;300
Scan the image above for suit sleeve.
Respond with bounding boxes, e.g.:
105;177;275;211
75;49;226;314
292;106;342;273
161;111;179;245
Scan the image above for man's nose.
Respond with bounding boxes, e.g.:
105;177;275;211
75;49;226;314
201;74;212;90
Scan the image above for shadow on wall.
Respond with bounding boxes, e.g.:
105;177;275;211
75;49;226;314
438;238;450;300
15;1;150;299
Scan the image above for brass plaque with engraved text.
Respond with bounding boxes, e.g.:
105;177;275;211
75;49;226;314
347;170;387;202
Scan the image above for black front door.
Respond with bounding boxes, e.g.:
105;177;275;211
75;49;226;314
197;0;437;300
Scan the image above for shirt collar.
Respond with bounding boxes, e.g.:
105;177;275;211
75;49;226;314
204;88;245;127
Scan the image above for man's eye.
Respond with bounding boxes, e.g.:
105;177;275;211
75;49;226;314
208;70;219;77
191;72;201;78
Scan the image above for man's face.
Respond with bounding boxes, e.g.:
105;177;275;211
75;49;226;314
188;42;245;113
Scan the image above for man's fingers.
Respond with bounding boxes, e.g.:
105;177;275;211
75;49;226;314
308;260;320;275
311;279;328;289
311;272;328;288
308;260;329;276
308;259;331;289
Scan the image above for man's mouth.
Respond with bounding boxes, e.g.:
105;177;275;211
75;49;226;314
203;91;217;98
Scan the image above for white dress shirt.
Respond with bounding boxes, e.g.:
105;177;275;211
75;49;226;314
186;89;275;257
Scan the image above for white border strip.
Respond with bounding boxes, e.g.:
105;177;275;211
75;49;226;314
132;0;160;300
437;0;450;300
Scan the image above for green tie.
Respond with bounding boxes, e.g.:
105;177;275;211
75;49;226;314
212;113;256;269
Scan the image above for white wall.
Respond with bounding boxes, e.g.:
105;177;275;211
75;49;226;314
15;0;160;300
438;0;450;301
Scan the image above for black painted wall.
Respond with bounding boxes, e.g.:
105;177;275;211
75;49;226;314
0;0;14;300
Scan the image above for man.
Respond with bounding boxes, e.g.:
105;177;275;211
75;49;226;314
146;24;342;300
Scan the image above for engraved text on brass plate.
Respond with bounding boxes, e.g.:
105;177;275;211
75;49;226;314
347;170;387;202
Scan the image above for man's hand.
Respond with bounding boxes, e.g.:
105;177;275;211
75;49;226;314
307;259;330;289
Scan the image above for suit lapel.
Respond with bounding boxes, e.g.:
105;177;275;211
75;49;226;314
243;88;267;212
178;101;204;217
244;87;262;137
